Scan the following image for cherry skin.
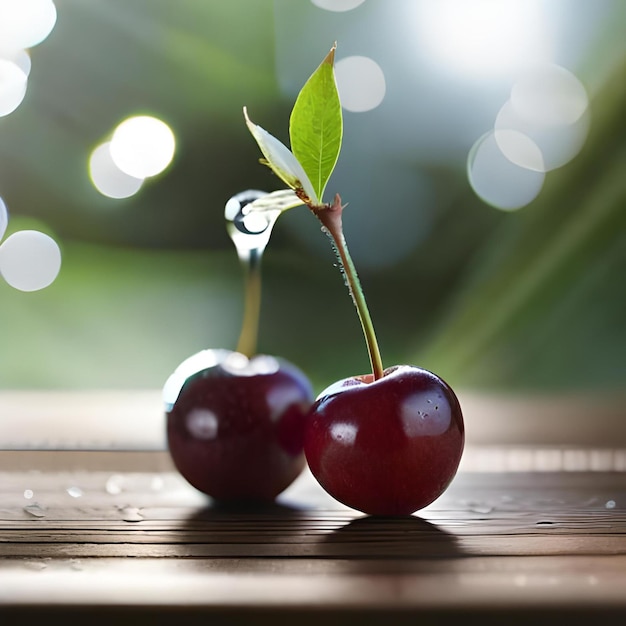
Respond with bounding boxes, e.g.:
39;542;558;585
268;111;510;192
164;349;314;503
304;365;464;516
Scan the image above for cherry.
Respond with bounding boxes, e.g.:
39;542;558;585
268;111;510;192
300;196;465;516
165;349;313;502
163;190;314;503
304;365;464;516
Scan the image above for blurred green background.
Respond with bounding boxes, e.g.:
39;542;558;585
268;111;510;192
0;0;624;395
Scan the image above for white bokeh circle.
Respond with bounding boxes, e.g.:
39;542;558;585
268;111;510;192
0;59;27;116
0;0;57;52
310;0;366;11
335;56;386;112
468;131;545;211
511;63;589;127
0;230;62;291
109;115;176;179
495;99;590;172
89;142;144;199
0;197;8;240
1;49;31;76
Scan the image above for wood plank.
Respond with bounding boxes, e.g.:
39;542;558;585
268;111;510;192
4;554;626;576
2;535;626;558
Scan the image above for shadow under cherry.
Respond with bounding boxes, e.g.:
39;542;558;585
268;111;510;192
320;513;464;562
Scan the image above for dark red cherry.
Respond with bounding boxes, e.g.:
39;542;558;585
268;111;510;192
165;349;314;503
303;365;464;516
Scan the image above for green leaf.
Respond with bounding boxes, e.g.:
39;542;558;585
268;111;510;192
289;44;343;204
243;107;318;204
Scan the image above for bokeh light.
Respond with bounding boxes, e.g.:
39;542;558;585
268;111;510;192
0;59;28;116
89;142;144;199
491;63;590;173
0;197;7;240
1;49;31;76
469;62;590;208
0;0;57;53
468;131;545;211
0;230;62;292
109;115;176;179
494;98;589;172
310;0;366;11
511;63;589;127
491;127;545;173
335;55;386;112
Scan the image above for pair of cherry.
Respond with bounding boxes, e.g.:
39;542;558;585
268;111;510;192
165;192;464;517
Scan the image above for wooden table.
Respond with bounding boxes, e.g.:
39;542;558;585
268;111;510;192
1;449;625;625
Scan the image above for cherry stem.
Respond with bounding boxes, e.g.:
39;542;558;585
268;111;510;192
235;247;262;358
311;194;384;380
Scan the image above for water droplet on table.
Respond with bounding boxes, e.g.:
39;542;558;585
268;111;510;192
118;505;144;522
463;499;493;515
24;503;46;518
